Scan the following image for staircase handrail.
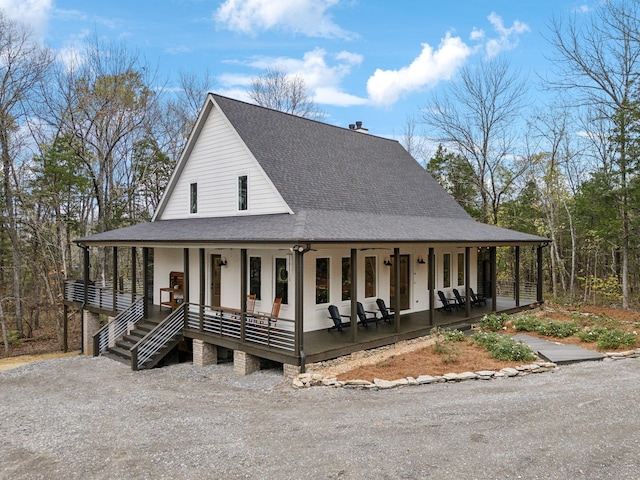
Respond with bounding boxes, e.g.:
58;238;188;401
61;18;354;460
130;305;185;371
93;297;145;356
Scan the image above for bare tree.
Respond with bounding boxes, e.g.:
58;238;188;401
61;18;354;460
547;0;640;308
422;57;529;225
399;114;430;166
248;68;323;119
0;12;52;337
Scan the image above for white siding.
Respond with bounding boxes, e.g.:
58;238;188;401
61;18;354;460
160;105;290;220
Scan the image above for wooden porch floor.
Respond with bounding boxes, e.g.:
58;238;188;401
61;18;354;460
303;298;538;364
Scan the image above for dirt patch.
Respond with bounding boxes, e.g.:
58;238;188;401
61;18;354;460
0;351;80;371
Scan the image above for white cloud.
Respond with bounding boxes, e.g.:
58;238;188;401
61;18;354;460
219;48;367;107
214;0;355;39
366;33;472;107
0;0;52;40
484;12;530;58
573;5;590;14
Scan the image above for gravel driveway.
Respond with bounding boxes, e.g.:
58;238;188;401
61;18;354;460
1;355;638;479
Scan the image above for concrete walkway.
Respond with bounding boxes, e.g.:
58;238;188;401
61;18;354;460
513;333;606;364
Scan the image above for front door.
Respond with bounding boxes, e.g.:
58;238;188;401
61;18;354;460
390;255;410;310
210;254;222;307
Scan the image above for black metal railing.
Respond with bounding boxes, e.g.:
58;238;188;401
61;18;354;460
93;297;145;356
64;280;143;312
131;306;185;370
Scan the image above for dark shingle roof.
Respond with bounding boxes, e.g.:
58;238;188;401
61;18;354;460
77;94;547;245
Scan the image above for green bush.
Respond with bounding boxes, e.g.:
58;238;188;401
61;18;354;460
513;314;543;332
576;326;608;343
432;340;461;364
479;313;510;331
442;329;466;342
536;320;580;338
7;330;22;346
596;329;638;350
471;332;536;362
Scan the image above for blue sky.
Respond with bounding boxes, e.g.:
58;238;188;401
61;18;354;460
3;0;592;140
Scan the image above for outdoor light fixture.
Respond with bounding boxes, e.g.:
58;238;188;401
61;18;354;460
383;257;392;266
417;256;426;264
218;257;227;267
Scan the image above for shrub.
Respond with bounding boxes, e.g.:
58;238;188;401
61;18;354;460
596;329;638;350
479;313;510;331
471;331;536;362
576;326;608;343
513;314;542;332
442;329;466;342
432;340;461;364
536;320;580;338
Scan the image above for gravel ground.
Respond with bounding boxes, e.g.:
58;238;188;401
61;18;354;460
1;355;639;480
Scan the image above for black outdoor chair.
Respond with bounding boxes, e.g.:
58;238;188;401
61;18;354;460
437;290;456;312
357;302;381;328
470;288;487;306
376;298;394;323
327;305;351;332
452;288;466;308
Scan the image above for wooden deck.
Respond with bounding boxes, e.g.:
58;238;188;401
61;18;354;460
303;298;538;364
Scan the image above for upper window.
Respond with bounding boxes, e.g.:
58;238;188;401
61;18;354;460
443;253;451;288
457;253;465;286
365;256;376;298
316;258;330;304
190;183;197;214
238;175;248;211
249;257;261;300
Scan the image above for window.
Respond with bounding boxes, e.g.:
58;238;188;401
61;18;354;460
457;253;465;286
249;257;261;300
190;183;197;214
238;175;248;210
316;258;330;304
443;253;451;288
365;256;376;298
342;257;351;301
275;257;288;304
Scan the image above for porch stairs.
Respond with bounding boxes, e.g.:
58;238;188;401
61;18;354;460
105;317;181;369
94;300;185;370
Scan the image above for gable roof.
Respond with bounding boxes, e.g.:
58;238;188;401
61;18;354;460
78;93;547;246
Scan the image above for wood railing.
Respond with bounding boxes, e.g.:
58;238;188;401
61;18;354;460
64;280;143;312
185;303;295;352
93;297;145;356
131;306;185;370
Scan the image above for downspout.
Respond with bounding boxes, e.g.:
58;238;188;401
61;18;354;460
294;244;311;373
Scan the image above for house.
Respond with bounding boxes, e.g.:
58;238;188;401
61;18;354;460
65;93;548;376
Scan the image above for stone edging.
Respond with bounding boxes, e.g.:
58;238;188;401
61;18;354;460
292;348;640;390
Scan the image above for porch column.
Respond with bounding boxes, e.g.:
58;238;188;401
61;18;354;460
490;246;497;312
294;248;306;372
393;247;400;333
240;248;247;343
515;246;521;307
131;247;137;303
428;247;435;325
537;245;544;303
112;246;118;312
464;247;471;317
142;247;149;318
63;303;68;353
81;244;90;354
199;248;205;331
350;248;358;343
183;248;190;304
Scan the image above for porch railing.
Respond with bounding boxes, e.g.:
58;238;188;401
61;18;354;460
93;297;145;356
64;280;143;312
131;306;185;370
185;303;295;352
496;280;538;300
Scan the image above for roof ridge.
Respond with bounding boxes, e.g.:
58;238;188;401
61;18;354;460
210;92;400;144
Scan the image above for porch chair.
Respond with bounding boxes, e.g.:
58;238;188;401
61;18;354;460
437;290;456;312
470;288;487;306
357;302;381;328
246;294;257;314
452;288;466;308
256;297;282;327
376;298;395;323
327;305;351;332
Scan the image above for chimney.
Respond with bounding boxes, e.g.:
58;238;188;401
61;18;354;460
348;121;368;133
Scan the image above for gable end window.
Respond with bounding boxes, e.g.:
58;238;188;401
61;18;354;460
190;183;197;214
238;175;248;211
